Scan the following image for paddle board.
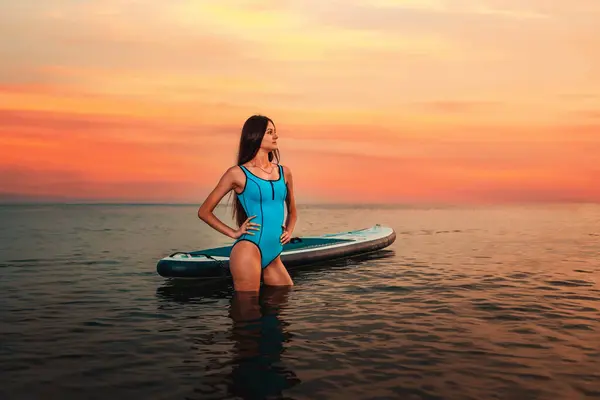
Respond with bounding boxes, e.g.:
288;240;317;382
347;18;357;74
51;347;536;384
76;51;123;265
156;224;396;279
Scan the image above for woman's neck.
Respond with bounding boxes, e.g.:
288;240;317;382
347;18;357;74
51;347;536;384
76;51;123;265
251;150;271;168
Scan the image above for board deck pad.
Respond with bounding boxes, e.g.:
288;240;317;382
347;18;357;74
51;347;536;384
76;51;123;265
157;224;396;279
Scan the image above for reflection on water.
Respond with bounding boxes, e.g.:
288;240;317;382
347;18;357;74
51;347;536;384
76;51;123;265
156;283;300;399
228;287;300;399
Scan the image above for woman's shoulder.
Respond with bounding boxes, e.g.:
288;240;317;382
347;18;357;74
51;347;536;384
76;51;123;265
278;163;292;173
223;165;246;180
225;164;244;173
277;164;293;182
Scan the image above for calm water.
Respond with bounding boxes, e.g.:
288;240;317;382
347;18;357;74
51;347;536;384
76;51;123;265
1;203;599;400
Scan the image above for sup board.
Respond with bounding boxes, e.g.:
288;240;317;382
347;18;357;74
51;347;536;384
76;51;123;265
156;224;396;279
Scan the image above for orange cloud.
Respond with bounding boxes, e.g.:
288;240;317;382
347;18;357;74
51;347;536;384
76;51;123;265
413;101;502;114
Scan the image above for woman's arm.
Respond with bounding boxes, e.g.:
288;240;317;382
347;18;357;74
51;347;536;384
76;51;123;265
281;165;298;244
198;166;245;239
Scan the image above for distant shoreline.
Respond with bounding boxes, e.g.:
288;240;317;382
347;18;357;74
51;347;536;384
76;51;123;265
1;201;599;208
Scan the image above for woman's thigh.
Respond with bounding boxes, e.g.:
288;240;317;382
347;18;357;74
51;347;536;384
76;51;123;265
229;240;262;292
263;256;294;287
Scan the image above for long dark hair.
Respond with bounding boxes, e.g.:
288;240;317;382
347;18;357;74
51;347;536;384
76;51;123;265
231;115;281;227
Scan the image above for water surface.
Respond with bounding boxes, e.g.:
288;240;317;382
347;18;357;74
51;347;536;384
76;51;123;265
1;203;599;399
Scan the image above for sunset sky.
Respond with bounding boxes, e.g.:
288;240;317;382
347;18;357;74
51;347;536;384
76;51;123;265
1;0;599;204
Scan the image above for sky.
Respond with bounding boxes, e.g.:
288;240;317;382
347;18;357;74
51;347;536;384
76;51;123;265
1;0;599;204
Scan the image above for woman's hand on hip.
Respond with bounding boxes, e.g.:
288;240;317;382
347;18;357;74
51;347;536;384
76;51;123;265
280;225;292;245
233;215;260;239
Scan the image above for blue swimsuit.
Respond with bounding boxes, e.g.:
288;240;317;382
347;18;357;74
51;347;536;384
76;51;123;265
234;164;288;269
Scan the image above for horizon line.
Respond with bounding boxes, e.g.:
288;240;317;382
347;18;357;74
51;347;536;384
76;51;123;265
1;200;599;207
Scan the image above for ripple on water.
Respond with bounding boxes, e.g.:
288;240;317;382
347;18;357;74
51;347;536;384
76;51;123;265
546;279;595;287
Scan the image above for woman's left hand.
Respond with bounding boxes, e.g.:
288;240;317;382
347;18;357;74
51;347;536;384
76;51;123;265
281;225;292;245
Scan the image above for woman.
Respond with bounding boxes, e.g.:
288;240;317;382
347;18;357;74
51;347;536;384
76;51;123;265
198;115;297;292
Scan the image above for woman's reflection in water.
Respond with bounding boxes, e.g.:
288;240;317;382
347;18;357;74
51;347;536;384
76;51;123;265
227;285;301;399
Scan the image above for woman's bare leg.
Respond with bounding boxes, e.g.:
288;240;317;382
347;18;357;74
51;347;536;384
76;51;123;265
263;256;294;287
229;241;262;292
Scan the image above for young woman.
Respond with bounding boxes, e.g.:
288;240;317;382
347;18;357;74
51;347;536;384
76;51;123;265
198;115;297;292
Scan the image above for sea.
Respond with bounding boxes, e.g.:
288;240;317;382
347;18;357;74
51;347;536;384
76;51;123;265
1;203;599;400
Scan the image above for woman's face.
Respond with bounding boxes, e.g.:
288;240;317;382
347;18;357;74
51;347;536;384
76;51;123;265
260;121;278;151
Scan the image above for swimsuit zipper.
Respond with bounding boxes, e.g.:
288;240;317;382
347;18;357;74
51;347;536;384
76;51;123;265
270;181;274;200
